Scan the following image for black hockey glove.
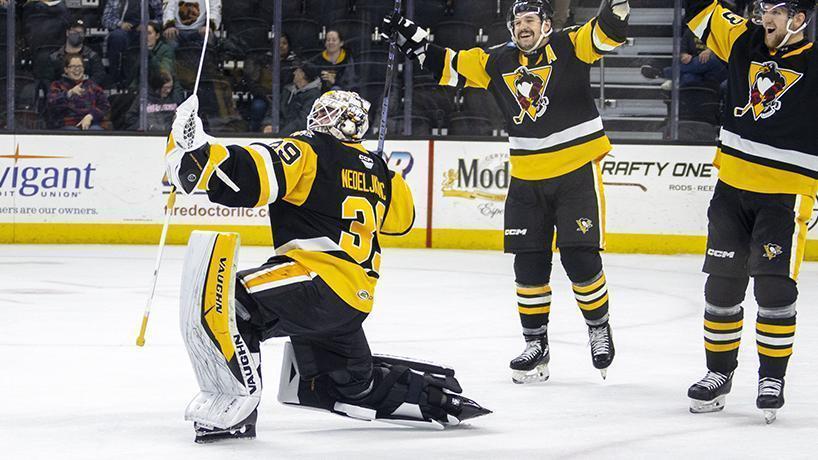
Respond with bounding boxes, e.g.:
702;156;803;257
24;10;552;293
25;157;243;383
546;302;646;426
381;13;429;67
351;362;491;425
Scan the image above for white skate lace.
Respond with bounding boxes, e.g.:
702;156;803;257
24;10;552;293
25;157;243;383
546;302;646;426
758;377;783;397
517;340;543;361
696;371;729;390
589;326;610;357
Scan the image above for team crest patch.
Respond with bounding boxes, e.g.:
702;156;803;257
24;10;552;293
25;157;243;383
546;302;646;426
359;154;374;169
576;218;593;234
763;243;783;260
502;65;553;124
734;61;803;120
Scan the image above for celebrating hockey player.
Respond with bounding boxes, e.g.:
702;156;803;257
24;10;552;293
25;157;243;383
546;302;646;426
164;90;490;442
684;0;817;423
382;0;629;383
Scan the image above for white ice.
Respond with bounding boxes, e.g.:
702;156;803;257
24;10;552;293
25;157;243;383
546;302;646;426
2;245;818;459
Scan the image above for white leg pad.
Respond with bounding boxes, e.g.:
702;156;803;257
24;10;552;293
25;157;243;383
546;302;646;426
180;231;261;428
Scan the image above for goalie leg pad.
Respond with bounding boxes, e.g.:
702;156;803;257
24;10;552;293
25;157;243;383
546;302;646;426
180;231;262;429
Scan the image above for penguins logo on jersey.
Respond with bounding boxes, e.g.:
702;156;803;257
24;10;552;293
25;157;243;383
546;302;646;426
734;61;803;120
763;243;783;260
502;65;553;124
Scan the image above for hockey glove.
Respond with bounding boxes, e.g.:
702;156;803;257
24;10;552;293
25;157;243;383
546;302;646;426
166;96;212;195
350;361;491;425
610;0;630;20
381;13;429;67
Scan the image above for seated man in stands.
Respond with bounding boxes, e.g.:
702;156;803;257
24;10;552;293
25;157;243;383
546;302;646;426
48;19;106;87
124;69;183;131
309;29;359;93
244;33;298;132
261;60;322;135
102;0;164;88
162;0;222;49
640;29;727;91
47;53;110;130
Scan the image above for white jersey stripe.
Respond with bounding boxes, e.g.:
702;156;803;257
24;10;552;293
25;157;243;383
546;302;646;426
275;237;344;255
574;286;608;303
720;129;818;172
704;330;742;342
517;294;552;305
246;274;313;294
509;117;604;151
756;334;795;347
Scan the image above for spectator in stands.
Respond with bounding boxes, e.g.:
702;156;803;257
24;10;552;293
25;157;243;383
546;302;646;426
310;29;359;93
129;20;176;88
163;0;222;49
124;69;183;131
261;60;321;135
244;33;298;131
103;0;164;88
47;53;110;130
47;19;106;87
22;0;70;82
640;29;727;91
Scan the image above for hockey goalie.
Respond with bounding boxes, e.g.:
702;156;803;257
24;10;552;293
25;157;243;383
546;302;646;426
164;91;491;443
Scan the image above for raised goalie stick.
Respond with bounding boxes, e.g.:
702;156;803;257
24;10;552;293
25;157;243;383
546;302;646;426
376;0;403;158
136;1;212;347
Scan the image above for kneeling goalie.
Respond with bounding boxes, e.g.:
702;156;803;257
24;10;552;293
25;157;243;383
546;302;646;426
165;91;490;442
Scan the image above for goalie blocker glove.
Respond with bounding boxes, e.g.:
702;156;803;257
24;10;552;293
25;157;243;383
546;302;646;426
278;343;491;429
381;13;429;67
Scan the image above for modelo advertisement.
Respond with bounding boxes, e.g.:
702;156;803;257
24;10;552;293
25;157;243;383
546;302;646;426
0;135;429;230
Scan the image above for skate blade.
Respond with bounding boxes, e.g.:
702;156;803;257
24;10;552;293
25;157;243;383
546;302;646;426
194;425;256;444
763;409;777;424
689;395;726;414
511;363;549;384
600;368;607;380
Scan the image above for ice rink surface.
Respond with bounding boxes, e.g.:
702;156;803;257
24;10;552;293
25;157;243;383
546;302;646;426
3;245;818;459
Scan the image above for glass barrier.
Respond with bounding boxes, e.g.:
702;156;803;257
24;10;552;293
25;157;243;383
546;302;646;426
3;0;814;140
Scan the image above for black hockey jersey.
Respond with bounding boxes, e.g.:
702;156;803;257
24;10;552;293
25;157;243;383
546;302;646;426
687;0;818;196
424;11;627;180
193;131;415;313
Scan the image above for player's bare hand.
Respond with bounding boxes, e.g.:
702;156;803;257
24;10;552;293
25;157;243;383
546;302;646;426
681;53;693;65
77;114;93;130
321;70;337;85
68;84;85;97
699;49;712;64
121;21;134;31
198;26;208;37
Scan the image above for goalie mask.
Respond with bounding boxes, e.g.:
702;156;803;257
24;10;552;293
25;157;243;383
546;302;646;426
506;0;554;53
307;91;371;142
752;0;816;49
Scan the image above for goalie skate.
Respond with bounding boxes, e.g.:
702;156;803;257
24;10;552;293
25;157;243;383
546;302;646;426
510;336;550;384
688;371;732;413
194;409;258;443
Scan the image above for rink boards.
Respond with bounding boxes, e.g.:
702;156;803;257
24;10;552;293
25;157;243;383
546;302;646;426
1;134;817;258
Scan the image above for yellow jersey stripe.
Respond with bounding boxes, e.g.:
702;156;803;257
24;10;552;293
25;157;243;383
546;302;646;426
577;293;608;311
510;135;611;180
282;138;318;206
714;149;818;197
517;285;552;295
705;341;740;352
199;144;230;191
518;305;551;315
455;47;492;89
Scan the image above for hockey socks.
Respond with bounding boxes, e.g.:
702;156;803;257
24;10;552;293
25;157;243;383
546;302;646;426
516;283;551;338
703;305;743;375
572;271;609;327
756;313;796;379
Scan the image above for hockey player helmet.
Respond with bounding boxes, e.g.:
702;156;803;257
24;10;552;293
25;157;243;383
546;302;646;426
752;0;816;48
506;0;555;52
307;90;371;142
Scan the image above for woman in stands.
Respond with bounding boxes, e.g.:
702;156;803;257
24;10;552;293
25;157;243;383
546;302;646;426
310;29;359;93
47;53;110;131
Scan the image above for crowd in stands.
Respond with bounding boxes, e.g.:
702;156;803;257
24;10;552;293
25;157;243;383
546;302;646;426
2;0;747;139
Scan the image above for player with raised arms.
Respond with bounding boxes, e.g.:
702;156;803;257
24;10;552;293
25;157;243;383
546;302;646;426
382;0;630;383
684;0;817;423
164;90;490;442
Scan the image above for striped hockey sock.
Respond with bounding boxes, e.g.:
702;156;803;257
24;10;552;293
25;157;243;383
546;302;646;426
704;305;743;374
756;312;796;379
572;271;609;327
517;283;551;338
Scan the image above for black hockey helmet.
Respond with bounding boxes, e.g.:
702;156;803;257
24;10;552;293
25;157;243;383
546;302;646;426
506;0;555;52
753;0;816;19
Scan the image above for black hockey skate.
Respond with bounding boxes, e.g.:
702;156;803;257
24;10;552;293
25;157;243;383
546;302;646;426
588;323;615;379
510;335;550;384
757;377;785;424
688;371;733;413
193;409;258;443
